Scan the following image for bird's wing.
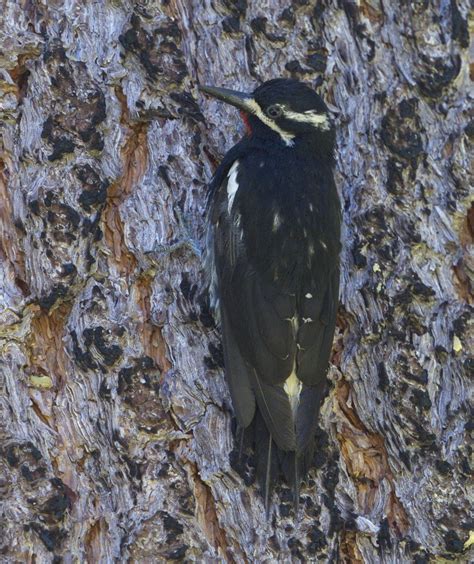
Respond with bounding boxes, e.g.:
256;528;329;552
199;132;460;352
295;267;340;452
205;146;257;429
208;152;294;448
208;151;339;453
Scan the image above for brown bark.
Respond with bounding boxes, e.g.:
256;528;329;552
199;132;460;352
0;0;472;562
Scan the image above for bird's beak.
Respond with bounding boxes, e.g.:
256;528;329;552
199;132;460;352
199;85;254;113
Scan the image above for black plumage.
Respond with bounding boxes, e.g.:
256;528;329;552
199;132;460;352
201;79;341;511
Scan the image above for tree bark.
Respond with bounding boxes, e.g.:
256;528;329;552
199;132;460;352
0;0;471;562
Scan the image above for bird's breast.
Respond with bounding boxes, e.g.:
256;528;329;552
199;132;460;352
236;155;335;292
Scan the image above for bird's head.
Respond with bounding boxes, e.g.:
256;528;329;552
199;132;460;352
200;78;334;151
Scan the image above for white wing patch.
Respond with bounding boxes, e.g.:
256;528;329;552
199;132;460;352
226;160;239;214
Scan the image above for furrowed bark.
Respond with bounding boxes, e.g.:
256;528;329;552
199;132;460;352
0;1;471;562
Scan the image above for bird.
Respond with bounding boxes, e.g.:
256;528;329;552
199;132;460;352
200;78;341;513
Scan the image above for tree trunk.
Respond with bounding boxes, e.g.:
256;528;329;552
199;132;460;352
0;0;471;562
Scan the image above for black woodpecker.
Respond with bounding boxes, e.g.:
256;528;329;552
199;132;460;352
201;78;341;511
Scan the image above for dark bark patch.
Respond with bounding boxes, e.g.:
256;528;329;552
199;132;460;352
285;60;309;76
43;41;67;63
450;0;469;47
464;120;474;139
410;389;432;411
222;0;247;17
377;363;389;391
250;16;285;42
120;16;187;86
170;92;205;123
8;59;31;105
244;35;258;79
250;16;267;34
351;234;367;268
410;274;436;300
99;379;111;399
59;263;76;278
78;182;108;212
70;330;97;370
222;16;240;34
411;420;437;450
444;529;464;553
41;493;71;521
452;311;470;337
229;425;256;486
381;101;424;160
166;545;188;560
307;525;327;554
305;52;327;73
117;358;165;431
28;523;66;552
204;342;224;370
29;199;41;215
123;455;143;483
83;327;123;366
4;442;42;468
47;203;81;230
399;450;411;470
313;427;329;470
5;446;20;467
416;55;461;99
404;370;428;386
39;284;68;310
197;292;216;329
41;116;53;141
41;44;106;157
161;511;184;540
386;159;405;195
48;137;76;161
377;518;392;551
322;453;341;536
179;272;198;302
435;460;452;475
342;0;364;37
279;8;295;26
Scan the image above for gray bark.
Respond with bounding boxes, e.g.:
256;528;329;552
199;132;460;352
0;0;472;562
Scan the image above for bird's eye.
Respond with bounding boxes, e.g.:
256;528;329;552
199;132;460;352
266;105;282;118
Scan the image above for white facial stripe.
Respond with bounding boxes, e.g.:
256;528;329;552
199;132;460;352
244;99;295;146
226;160;239;214
283;108;330;130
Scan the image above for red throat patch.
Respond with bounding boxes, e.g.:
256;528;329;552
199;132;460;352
240;111;252;136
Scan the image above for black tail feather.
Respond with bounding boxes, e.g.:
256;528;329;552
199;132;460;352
264;432;272;513
254;410;278;513
249;408;317;515
294;450;299;516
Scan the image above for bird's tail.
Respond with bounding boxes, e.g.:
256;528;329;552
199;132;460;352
253;409;316;515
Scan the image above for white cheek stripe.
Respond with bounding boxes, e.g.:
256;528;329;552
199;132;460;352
245;99;295;147
226;160;239;214
283;109;330;131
